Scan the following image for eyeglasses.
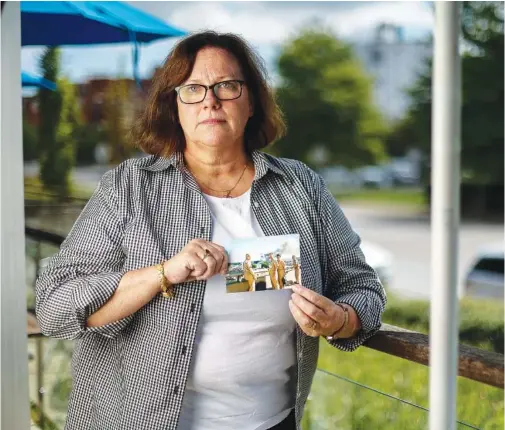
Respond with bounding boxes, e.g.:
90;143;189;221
175;79;245;104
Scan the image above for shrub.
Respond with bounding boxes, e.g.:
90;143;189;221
383;292;504;353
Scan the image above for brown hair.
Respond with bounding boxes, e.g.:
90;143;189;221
132;31;286;156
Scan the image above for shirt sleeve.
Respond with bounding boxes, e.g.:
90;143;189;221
35;170;133;340
313;172;387;352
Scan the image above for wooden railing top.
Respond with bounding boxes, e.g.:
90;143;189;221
27;311;503;389
365;323;504;389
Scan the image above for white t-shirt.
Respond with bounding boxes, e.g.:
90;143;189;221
177;190;296;430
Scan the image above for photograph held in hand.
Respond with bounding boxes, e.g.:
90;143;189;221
225;234;301;293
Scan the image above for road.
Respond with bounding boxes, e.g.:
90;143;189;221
340;203;503;299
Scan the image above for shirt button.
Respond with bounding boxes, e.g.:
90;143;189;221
253;202;259;208
174;385;179;395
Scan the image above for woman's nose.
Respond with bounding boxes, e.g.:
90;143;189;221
202;87;220;109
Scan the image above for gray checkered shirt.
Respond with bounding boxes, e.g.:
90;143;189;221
36;150;386;430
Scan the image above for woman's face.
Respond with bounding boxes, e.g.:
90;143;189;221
177;47;253;149
246;254;250;260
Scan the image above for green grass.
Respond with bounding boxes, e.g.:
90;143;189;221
302;340;503;430
24;176;94;203
332;187;426;209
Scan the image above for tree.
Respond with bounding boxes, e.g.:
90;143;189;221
55;78;80;193
397;1;504;185
275;28;387;168
38;47;63;194
103;78;134;164
38;48;80;198
23;119;38;161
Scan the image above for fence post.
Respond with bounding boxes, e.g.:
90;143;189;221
429;2;462;430
1;2;31;429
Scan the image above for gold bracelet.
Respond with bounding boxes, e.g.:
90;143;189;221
155;262;174;298
326;304;349;340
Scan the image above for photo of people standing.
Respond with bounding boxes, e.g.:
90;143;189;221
292;255;301;285
225;235;301;293
277;254;286;289
269;253;279;290
243;253;257;292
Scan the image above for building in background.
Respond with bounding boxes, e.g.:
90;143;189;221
353;23;432;122
22;70;159;128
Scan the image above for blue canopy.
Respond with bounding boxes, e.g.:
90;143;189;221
21;1;186;84
21;2;186;45
21;71;56;90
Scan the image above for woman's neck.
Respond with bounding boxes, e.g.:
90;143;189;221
183;142;254;197
184;143;249;177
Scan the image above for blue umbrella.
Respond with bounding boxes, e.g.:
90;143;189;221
21;71;56;90
21;1;187;85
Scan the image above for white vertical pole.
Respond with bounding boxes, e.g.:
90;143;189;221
1;2;31;429
429;3;462;430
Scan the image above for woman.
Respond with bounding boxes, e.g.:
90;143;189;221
36;31;386;430
243;253;257;291
292;255;301;285
268;253;279;290
276;254;286;289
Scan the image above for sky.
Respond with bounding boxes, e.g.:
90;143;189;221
21;1;434;84
228;234;300;264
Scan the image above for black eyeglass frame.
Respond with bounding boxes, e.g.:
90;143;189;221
174;79;246;104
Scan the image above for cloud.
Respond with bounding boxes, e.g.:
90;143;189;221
146;1;433;45
21;2;433;82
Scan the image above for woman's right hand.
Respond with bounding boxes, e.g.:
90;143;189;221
163;239;228;284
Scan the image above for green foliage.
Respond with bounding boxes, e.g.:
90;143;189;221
332;188;426;208
104;78;134;164
23;119;38;161
40;77;79;198
275;28;387;168
74;124;105;166
384;293;504;353
50;376;72;412
38;47;63;193
30;400;60;430
393;1;504;185
24;175;94;204
38;48;80;199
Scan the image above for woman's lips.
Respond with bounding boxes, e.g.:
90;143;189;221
200;119;226;125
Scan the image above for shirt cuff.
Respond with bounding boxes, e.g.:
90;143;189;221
327;291;384;352
72;270;133;339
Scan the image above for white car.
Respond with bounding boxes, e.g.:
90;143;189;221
360;241;394;287
464;243;504;299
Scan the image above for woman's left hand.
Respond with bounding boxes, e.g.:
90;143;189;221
289;284;345;337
